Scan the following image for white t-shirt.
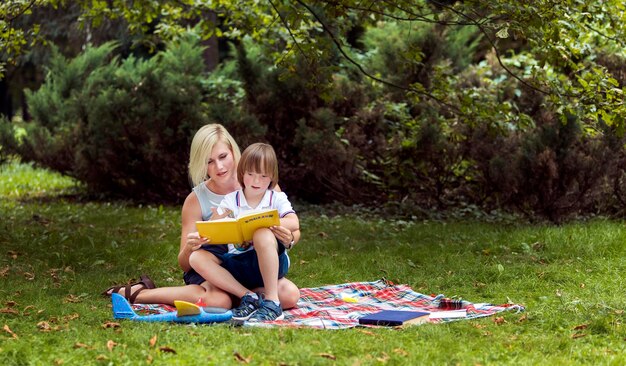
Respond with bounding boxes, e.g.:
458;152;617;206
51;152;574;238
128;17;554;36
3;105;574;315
217;189;295;254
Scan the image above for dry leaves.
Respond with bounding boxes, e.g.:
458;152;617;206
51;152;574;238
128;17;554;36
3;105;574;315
377;352;390;363
357;329;376;336
37;321;52;331
107;340;117;351
233;351;251;363
318;353;336;360
393;348;409;357
493;316;506;325
149;334;158;348
102;321;121;329
7;251;18;259
572;333;587;339
63;313;80;322
3;324;18;339
573;324;588;331
23;272;35;281
74;342;93;349
0;308;19;315
64;294;82;303
0;266;9;277
159;346;177;354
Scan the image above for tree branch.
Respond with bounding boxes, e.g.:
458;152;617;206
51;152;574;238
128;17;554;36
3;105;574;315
428;0;550;95
2;0;39;22
294;0;461;113
268;0;309;63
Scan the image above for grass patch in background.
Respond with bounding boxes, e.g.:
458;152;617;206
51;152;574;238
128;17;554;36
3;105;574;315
1;162;626;365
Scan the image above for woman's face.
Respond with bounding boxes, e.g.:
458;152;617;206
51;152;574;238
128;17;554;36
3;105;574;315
207;141;236;183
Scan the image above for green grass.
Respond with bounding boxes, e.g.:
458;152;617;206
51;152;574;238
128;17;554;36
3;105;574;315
1;161;626;365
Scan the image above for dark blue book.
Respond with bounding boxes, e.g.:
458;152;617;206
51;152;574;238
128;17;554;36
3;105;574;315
358;310;430;326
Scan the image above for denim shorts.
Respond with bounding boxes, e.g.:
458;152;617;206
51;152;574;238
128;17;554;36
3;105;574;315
183;242;289;290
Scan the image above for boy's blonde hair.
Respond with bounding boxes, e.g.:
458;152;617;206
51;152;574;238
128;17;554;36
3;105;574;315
237;143;279;190
188;124;241;187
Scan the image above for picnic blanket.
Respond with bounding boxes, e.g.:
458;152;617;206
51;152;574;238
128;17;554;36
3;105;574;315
132;279;524;329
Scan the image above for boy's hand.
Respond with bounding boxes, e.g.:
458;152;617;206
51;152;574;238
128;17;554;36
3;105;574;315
209;207;232;220
270;226;294;246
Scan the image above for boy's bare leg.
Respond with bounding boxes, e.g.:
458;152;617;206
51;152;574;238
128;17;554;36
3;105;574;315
252;228;280;302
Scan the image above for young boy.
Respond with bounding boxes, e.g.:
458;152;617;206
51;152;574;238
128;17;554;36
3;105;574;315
188;143;299;322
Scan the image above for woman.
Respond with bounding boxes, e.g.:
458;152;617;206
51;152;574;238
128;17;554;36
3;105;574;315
104;124;301;309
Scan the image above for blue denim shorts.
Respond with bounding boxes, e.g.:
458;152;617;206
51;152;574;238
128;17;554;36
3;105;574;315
183;242;289;290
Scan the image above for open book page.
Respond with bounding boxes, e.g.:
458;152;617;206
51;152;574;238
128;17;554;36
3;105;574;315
238;209;280;242
196;218;243;244
195;209;279;244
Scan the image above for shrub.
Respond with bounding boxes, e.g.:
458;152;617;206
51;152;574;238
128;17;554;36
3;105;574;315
0;35;213;202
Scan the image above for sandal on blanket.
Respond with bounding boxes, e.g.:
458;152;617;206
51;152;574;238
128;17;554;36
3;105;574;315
102;274;157;304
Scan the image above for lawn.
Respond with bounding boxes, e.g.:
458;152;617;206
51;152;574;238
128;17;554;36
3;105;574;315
1;160;625;365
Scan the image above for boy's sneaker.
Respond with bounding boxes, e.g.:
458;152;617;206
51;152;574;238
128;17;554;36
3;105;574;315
232;293;261;321
247;300;284;322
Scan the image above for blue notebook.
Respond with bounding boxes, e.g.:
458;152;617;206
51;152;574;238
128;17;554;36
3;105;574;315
358;310;430;326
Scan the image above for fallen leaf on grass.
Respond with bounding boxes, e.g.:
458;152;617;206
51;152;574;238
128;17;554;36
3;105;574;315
37;321;52;331
74;342;93;349
23;272;35;281
0;266;9;277
573;324;588;331
493;317;506;325
233;351;251;363
54;359;64;365
149;335;157;348
5;301;16;307
517;314;528;323
3;324;18;339
159;346;177;354
107;340;117;351
318;353;336;360
7;251;18;259
63;313;80;322
358;329;376;336
95;355;108;361
572;333;587;339
377;352;390;363
22;305;36;315
299;260;309;265
102;322;121;329
393;348;409;357
64;295;82;303
0;308;19;315
318;232;328;238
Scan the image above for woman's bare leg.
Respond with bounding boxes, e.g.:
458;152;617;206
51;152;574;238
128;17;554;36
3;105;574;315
107;282;232;308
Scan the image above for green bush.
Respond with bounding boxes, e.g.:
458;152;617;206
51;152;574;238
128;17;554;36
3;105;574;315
0;35;216;202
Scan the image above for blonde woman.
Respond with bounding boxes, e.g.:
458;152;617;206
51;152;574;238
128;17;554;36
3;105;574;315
104;124;300;310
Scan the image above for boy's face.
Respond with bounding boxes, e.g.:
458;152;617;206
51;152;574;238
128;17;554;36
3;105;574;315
243;170;272;199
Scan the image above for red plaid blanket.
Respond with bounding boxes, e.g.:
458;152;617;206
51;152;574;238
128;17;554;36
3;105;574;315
132;279;524;329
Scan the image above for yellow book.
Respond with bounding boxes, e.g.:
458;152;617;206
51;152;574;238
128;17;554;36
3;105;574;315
195;209;280;244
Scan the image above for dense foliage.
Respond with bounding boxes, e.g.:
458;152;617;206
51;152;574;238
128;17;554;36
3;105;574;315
2;1;626;221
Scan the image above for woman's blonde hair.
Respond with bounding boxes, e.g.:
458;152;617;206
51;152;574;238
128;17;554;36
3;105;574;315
237;143;279;190
188;124;241;187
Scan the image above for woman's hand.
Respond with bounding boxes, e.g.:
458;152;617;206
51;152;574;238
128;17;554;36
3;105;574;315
270;225;294;247
186;232;209;251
